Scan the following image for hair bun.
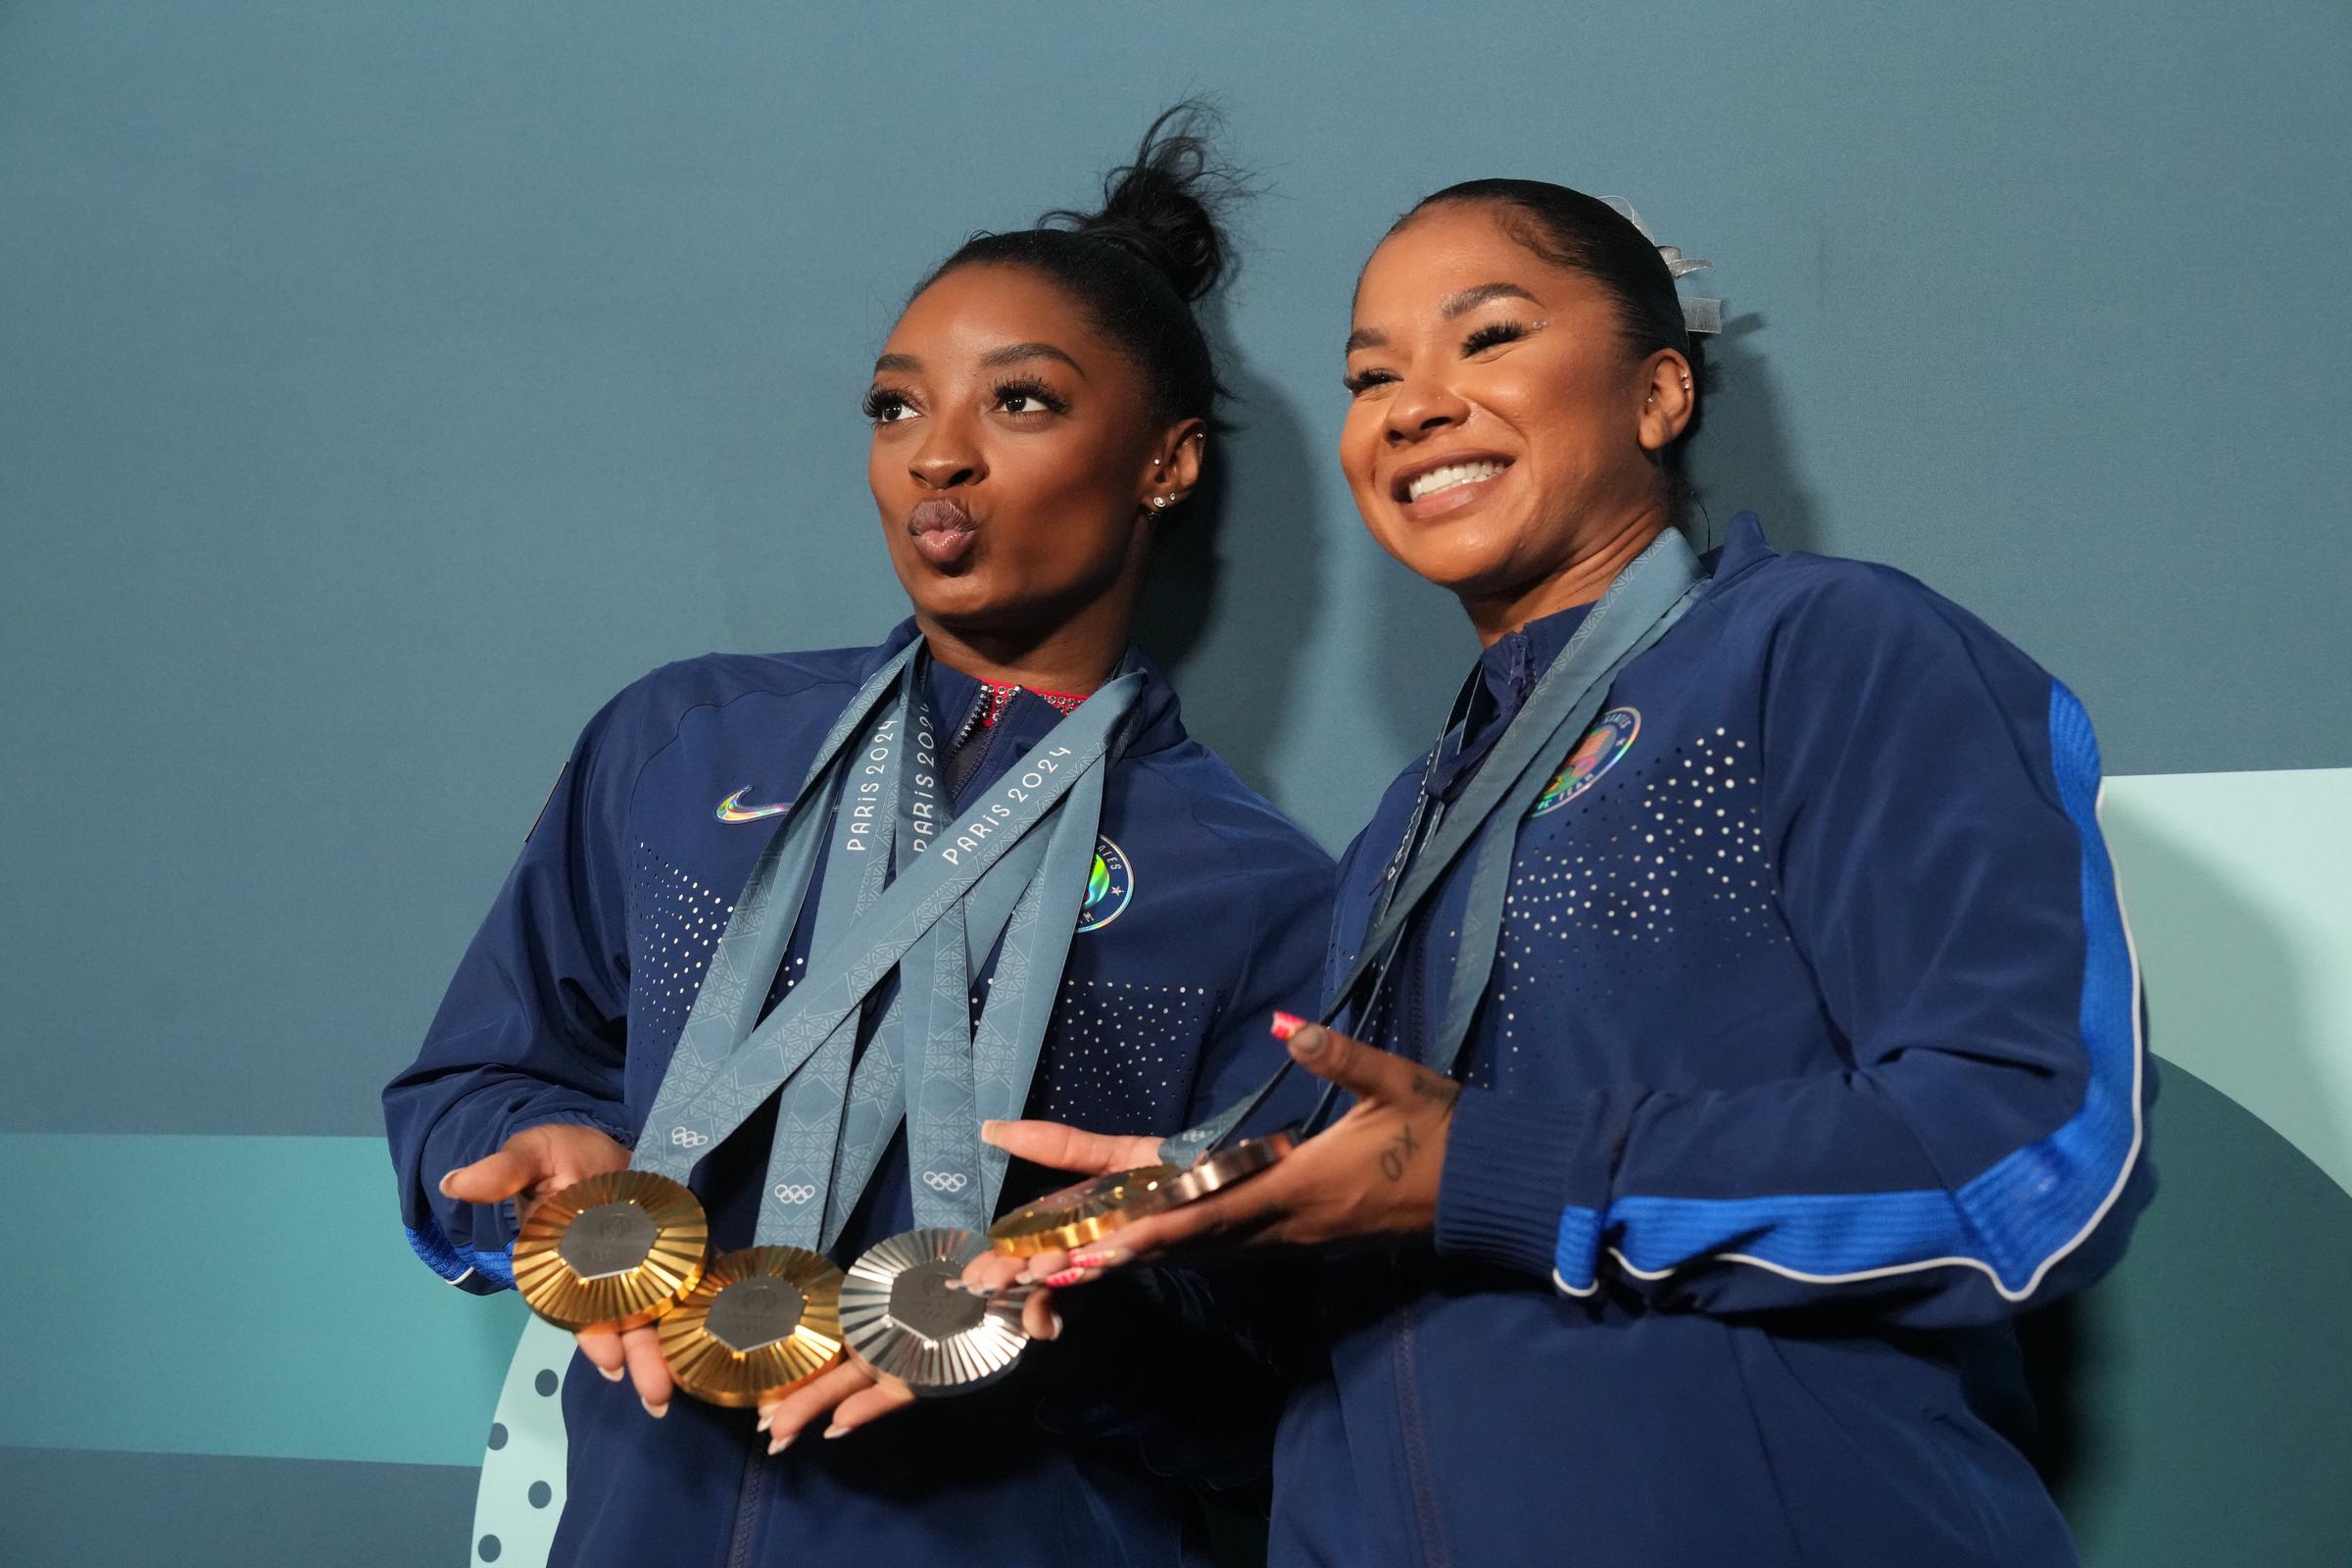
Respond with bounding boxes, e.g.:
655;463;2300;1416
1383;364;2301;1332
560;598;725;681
1045;102;1243;304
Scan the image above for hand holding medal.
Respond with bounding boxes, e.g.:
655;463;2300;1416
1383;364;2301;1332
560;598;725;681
966;1013;1460;1298
437;1122;702;1415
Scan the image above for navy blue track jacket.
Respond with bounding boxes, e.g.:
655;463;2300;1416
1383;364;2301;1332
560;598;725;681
1271;517;2152;1567
384;621;1335;1568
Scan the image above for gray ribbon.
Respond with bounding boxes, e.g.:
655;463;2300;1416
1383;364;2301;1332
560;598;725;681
635;661;1143;1247
1160;530;1707;1164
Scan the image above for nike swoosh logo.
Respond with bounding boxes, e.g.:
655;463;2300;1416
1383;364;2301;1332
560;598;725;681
715;788;790;823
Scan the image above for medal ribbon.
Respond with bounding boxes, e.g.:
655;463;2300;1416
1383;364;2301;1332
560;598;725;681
1161;529;1708;1163
752;657;927;1249
636;663;1144;1236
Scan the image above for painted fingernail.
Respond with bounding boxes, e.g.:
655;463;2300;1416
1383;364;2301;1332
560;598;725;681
767;1433;795;1455
755;1410;772;1432
597;1363;625;1383
1044;1309;1064;1341
1043;1267;1091;1289
1269;1011;1306;1041
642;1399;668;1419
1068;1247;1126;1270
1012;1269;1038;1287
822;1424;850;1441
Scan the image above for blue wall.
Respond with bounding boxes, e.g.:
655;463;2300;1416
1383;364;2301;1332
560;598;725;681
5;3;2347;1563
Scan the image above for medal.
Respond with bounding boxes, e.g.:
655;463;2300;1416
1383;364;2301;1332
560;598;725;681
1129;1129;1296;1209
986;1165;1180;1256
658;1246;845;1407
1084;1129;1295;1229
511;1169;709;1332
840;1228;1031;1396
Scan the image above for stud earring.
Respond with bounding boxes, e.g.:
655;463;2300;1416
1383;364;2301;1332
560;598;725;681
1152;497;1170;510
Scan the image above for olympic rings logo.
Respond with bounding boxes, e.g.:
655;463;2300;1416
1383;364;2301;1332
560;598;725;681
771;1184;817;1204
669;1127;710;1149
920;1171;969;1192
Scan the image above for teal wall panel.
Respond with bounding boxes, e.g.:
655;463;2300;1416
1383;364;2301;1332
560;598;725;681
0;1136;521;1468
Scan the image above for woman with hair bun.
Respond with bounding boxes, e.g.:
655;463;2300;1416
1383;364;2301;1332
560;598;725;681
384;106;1333;1568
987;179;2154;1565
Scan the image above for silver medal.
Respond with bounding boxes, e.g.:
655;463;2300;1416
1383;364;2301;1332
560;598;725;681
840;1228;1030;1396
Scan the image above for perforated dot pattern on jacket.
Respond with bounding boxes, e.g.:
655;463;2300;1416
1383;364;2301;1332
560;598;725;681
1026;978;1213;1125
627;841;808;1032
1486;727;1790;1065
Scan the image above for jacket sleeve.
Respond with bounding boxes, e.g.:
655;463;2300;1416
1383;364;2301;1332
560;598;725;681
382;688;648;1294
1435;570;2154;1327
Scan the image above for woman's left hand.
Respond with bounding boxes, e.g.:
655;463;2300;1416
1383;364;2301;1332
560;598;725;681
982;1018;1459;1279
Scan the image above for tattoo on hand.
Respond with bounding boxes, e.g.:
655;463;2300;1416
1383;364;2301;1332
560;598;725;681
1378;1119;1421;1182
1408;1074;1462;1109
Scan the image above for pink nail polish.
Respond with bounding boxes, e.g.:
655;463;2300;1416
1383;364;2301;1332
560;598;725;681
1043;1267;1091;1289
1068;1247;1125;1270
1269;1011;1306;1041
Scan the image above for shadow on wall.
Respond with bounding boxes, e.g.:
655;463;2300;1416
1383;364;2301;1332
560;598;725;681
1686;314;1826;558
2025;1063;2352;1567
1133;307;1332;789
2013;808;2351;1567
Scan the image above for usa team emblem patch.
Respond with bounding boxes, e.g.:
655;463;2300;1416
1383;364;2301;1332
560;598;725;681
1530;708;1641;817
1077;836;1134;932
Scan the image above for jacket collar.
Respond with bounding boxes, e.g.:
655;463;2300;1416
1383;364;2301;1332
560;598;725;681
862;618;1189;760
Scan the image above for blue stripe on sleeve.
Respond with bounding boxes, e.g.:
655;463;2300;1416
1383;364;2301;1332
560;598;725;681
404;1221;517;1291
1561;680;2143;1298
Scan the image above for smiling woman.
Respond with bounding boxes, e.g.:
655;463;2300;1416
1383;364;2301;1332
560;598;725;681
382;105;1334;1568
985;180;2154;1568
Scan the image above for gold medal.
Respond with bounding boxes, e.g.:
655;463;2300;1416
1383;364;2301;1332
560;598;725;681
658;1246;845;1407
987;1165;1181;1257
512;1170;709;1332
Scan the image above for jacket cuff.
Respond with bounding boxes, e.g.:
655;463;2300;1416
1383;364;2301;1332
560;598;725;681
1435;1088;1595;1280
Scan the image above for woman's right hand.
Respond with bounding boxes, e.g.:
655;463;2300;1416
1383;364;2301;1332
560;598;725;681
438;1126;677;1416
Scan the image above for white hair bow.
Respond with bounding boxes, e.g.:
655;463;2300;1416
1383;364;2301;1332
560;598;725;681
1601;197;1723;337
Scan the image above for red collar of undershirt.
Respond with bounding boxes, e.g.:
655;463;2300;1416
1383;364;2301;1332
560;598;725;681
972;677;1088;728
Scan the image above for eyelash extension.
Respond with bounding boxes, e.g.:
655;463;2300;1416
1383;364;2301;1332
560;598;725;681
1463;319;1530;354
862;385;916;423
993;376;1070;416
1342;368;1396;396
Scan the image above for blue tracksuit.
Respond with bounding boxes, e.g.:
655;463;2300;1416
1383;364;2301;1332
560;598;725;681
385;620;1335;1568
1272;516;2152;1567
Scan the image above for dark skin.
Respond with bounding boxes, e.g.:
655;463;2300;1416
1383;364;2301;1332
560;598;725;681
438;259;1204;1442
970;200;1694;1294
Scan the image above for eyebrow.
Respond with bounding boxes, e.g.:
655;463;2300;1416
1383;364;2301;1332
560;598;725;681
1345;283;1546;356
980;341;1085;376
872;342;1087;378
1442;282;1544;318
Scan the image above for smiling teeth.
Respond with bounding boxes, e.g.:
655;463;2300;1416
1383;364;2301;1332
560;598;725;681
1407;461;1506;502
